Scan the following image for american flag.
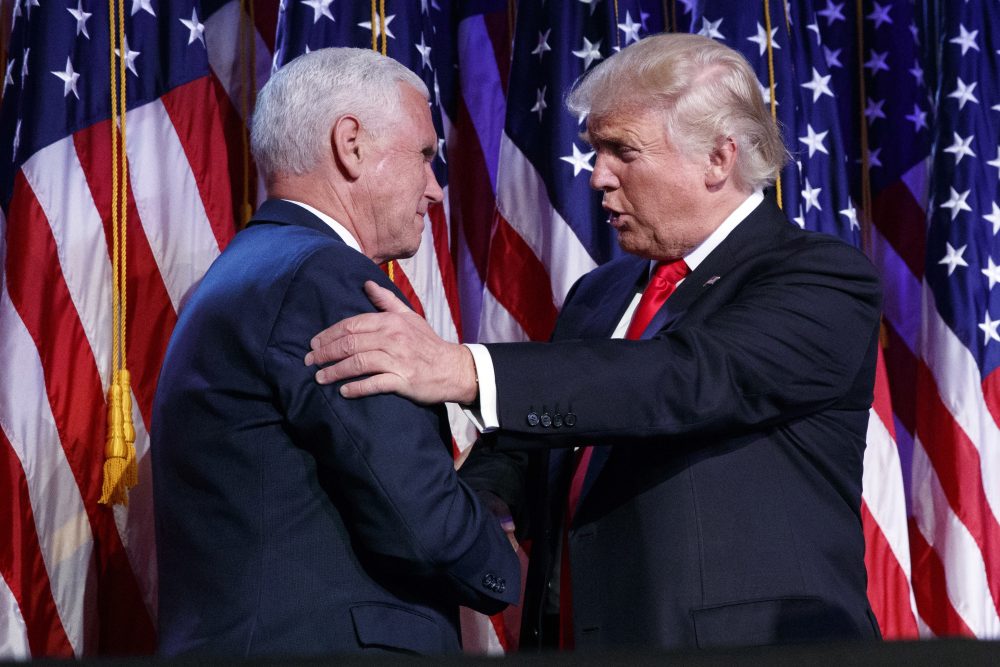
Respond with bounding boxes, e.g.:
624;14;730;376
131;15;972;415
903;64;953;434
3;0;1000;658
0;0;255;655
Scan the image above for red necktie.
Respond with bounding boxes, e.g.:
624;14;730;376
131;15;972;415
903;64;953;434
559;258;689;649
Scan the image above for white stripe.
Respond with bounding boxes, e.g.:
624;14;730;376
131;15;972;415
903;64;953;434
126;100;223;312
0;288;93;656
862;410;919;621
921;280;1000;526
459;608;504;656
20;139;113;390
496;133;597;307
0;575;30;660
912;437;1000;637
205;0;273;120
477;289;530;344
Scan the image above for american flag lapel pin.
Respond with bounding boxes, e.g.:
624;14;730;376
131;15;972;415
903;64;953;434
703;276;721;287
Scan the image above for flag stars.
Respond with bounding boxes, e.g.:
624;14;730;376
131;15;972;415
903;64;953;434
864;50;890;75
532;29;552;60
806;22;821;45
560;143;595;177
747;22;780;57
12;120;21;161
180;8;205;47
940;187;972;221
21;48;30;87
130;0;155;18
824;46;843;69
944;132;976;164
51;56;81;99
798;124;829;158
415;33;432;70
868;147;882;168
67;0;92;39
979;312;1000;345
697;17;725;41
3;60;14;94
531;86;547;122
948;77;979;110
115;36;140;76
840;202;859;230
577;0;601;16
11;0;21;31
818;0;845;25
909;60;924;86
437;138;446;164
864;98;886;124
302;0;334;24
867;2;892;29
618;11;642;44
801;179;822;212
572;37;603;70
987;147;1000;177
801;68;834;102
949;24;979;56
358;15;395;40
24;0;39;20
938;242;968;275
983;257;1000;290
758;81;777;106
985;202;1000;235
905;104;928;131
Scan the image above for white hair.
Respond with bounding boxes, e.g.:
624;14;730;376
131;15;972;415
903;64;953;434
567;33;788;190
251;47;429;182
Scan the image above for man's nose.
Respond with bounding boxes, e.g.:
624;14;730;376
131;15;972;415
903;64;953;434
590;154;618;191
425;163;444;203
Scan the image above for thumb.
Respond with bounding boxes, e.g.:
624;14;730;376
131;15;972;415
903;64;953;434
365;280;411;314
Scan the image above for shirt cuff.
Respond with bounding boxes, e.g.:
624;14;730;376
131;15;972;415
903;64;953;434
462;343;499;432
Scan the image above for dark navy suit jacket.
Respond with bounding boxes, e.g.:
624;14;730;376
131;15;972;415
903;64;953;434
461;195;883;650
152;200;518;657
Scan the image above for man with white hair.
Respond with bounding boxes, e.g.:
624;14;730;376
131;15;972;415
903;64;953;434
151;48;519;657
307;34;883;650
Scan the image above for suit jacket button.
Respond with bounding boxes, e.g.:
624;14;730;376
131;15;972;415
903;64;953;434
540;413;552;427
483;574;496;590
565;413;577;427
495;578;506;593
553;413;563;428
527;412;539;426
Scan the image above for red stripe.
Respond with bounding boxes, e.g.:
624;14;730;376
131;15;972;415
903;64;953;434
908;517;974;637
882;319;917;439
5;175;155;653
862;501;919;639
482;8;512;94
161;76;239;250
871;180;927;280
0;429;74;657
428;201;463;338
982;367;1000;431
386;263;426;319
450;98;496;284
485;213;558;341
871;347;896;436
916;361;1000;619
74;123;178;435
252;0;278;52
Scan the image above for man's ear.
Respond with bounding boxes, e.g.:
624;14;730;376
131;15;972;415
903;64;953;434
705;135;737;188
331;115;364;180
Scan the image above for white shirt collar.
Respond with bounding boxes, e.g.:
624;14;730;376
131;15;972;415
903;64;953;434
281;199;364;255
682;189;764;271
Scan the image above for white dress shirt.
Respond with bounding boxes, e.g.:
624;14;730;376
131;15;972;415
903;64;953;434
282;199;364;254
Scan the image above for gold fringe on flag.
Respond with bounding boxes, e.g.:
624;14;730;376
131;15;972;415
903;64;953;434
100;0;138;506
763;0;781;208
370;0;394;281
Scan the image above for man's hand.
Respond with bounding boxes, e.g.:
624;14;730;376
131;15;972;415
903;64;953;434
305;280;479;405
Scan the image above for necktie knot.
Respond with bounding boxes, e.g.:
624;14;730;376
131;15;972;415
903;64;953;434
625;258;689;340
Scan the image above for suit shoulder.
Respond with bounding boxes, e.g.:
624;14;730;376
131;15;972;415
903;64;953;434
770;225;879;281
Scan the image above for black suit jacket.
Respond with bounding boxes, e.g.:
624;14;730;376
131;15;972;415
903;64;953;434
152;200;518;657
461;195;882;650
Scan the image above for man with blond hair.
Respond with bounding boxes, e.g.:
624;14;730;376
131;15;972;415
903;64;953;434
307;34;883;650
151;48;518;657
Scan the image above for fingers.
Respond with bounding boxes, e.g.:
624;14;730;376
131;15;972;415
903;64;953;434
364;280;411;314
337;374;401;399
314;349;396;385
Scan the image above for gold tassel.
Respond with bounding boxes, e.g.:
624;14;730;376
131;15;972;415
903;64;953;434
100;380;129;505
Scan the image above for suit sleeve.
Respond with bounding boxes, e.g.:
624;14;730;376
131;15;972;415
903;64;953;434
486;238;881;444
264;247;519;613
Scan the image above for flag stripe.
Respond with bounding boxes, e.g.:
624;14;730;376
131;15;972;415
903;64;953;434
907;516;975;637
0;570;31;659
862;501;919;637
485;213;558;342
4;174;155;652
0;428;74;656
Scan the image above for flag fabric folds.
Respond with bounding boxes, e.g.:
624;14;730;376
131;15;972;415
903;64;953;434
1;0;999;657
